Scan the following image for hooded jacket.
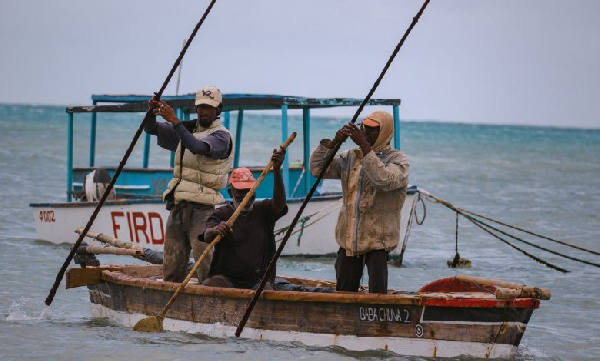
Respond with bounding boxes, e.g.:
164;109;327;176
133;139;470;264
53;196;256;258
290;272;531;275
309;111;409;256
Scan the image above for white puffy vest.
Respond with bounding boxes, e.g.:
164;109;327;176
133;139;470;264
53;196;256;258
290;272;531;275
163;120;233;205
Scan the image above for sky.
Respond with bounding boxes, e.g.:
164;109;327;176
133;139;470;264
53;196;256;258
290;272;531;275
1;0;599;128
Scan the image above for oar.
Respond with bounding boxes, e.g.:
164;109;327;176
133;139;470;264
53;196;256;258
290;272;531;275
133;132;296;332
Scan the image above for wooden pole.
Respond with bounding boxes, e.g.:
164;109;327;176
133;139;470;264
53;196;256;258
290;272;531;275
456;275;551;300
133;132;296;332
75;228;143;251
80;245;141;256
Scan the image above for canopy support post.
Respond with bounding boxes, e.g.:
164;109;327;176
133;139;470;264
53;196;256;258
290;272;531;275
223;111;230;129
89;102;97;167
281;104;290;198
393;103;401;150
67;112;74;202
234;110;244;168
302;108;312;196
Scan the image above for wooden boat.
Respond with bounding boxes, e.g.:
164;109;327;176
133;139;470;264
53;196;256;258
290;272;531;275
67;265;550;358
30;93;418;262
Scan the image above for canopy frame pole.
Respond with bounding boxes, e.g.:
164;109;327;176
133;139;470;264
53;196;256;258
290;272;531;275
89;101;97;167
67;112;74;202
302;108;312;196
393;103;401;150
281;104;290;197
234;110;244;168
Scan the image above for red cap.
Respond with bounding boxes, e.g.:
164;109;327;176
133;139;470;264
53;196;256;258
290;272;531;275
362;117;380;127
228;167;256;189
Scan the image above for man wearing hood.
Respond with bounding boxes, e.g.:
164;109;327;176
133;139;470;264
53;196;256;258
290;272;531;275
309;111;410;294
145;86;233;283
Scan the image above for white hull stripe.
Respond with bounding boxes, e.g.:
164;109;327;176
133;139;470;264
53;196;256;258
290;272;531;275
92;304;518;359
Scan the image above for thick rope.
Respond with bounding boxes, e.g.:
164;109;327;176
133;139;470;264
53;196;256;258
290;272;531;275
469;215;600;268
45;0;218;306
235;0;432;337
460;208;600;256
422;191;599;269
463;214;569;273
422;192;568;271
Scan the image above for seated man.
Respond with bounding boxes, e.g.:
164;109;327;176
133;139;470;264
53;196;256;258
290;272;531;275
201;148;287;290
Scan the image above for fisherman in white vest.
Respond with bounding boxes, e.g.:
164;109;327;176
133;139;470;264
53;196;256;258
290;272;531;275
146;86;233;283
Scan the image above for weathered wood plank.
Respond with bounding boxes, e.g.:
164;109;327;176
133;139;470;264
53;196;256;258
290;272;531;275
66;266;122;289
456;275;551;300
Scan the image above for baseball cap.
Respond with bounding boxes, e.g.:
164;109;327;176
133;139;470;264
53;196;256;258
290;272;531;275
362;118;380;127
195;85;222;107
362;111;392;127
228;167;256;189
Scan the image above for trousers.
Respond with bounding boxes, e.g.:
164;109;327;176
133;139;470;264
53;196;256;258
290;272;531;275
163;201;214;283
334;247;389;294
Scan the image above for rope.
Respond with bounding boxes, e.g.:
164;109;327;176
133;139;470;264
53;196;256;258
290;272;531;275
289;167;305;198
235;0;432;337
463;213;569;273
422;191;600;269
415;192;427;225
469;215;600;268
45;0;219;306
280;203;340;245
450;211;460;267
274;199;341;238
460;208;600;256
296;216;309;246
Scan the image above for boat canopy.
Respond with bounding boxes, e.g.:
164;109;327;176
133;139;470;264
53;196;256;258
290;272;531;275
68;93;401;113
64;93;402;202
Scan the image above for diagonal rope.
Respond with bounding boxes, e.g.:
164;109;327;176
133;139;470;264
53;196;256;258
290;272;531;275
421;191;599;269
274;199;341;237
460;208;600;256
235;0;432;337
463;214;569;273
468;213;600;268
45;0;219;306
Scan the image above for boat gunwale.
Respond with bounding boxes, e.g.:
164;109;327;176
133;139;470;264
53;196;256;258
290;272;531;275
100;269;540;309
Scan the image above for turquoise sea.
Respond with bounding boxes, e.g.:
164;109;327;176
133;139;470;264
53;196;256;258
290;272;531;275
0;103;599;360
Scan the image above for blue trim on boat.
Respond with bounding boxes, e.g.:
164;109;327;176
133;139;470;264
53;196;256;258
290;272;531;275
60;93;403;204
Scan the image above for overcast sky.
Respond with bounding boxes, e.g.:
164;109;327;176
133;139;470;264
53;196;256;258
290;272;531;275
1;0;599;128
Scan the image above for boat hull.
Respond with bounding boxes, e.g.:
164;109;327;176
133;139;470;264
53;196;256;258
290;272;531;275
30;194;418;258
85;267;538;358
91;304;518;358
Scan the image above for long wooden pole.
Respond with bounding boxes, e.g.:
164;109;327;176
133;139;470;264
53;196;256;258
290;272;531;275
133;132;296;332
235;0;432;337
45;0;220;306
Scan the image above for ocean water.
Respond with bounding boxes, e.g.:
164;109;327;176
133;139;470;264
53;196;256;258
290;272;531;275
0;103;599;360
